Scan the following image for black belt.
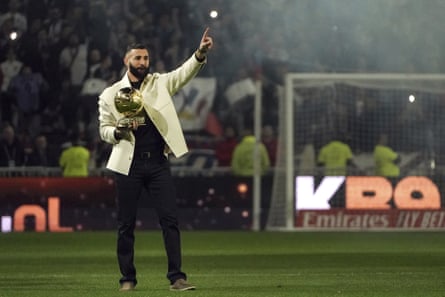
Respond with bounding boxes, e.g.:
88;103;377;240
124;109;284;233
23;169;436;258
138;151;162;159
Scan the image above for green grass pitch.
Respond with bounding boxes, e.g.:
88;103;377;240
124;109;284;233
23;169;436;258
0;231;444;297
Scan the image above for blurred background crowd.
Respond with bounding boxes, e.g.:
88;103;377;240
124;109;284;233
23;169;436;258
0;0;444;176
0;0;281;174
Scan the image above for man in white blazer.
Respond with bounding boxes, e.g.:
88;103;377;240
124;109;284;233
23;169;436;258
98;28;213;292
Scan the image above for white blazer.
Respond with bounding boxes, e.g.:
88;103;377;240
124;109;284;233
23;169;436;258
98;54;205;175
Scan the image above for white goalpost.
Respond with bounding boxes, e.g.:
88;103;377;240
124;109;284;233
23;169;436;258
266;73;445;231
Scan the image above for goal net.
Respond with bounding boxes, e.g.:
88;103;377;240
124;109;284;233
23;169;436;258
266;73;445;230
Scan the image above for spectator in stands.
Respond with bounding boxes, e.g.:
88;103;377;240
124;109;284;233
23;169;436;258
317;134;357;176
0;17;14;58
44;6;65;46
27;134;58;167
153;59;167;73
93;54;117;85
15;18;43;72
349;89;374;152
8;64;48;135
58;132;90;177
58;31;87;92
156;9;183;70
0;123;24;167
80;54;116;127
230;126;270;176
0;0;28;39
18;127;33;162
396;96;427;152
58;77;79;133
24;0;48;23
0;48;22;124
215;125;238;167
64;3;87;45
373;133;400;177
85;48;102;80
86;2;110;55
39;97;66;138
108;19;131;60
261;124;278;166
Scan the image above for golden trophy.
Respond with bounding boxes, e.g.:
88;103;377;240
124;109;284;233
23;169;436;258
114;87;146;128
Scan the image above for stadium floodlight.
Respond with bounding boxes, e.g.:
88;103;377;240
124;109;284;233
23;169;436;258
209;10;218;19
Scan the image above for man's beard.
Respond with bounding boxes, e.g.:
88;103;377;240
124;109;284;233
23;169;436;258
129;64;149;80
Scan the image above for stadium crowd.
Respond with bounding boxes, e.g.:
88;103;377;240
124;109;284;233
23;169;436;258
0;0;280;175
1;0;444;177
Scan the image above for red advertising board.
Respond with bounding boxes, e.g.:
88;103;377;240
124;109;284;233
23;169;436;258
295;176;445;230
296;209;445;229
0;176;270;232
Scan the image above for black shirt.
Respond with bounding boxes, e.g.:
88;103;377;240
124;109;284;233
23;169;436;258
131;80;165;153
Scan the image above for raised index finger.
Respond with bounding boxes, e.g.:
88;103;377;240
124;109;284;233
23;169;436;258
201;27;209;39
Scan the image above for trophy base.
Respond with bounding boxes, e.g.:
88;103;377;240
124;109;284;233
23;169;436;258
117;116;146;128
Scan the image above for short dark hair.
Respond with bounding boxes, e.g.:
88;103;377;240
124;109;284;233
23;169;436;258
125;43;148;55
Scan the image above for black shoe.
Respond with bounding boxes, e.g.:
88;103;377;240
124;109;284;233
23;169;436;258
170;279;196;291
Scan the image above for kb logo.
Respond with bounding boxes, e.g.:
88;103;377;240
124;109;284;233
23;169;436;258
296;176;441;210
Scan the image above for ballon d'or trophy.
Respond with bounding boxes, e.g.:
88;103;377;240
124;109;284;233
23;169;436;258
114;87;146;127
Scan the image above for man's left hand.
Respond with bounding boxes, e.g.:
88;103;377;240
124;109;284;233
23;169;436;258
196;27;213;59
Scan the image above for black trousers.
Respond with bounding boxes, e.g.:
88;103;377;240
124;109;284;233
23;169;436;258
114;153;186;285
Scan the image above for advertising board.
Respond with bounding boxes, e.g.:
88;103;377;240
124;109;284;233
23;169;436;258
295;176;445;229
